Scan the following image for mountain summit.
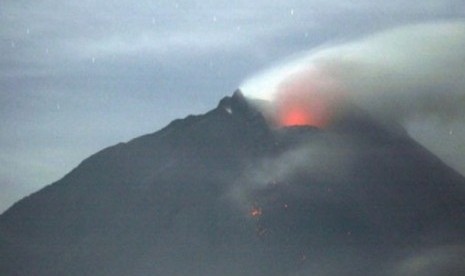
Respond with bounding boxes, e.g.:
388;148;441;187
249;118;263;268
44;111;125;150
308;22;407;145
1;91;465;275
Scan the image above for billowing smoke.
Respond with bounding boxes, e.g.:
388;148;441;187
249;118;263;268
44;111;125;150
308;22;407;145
233;22;465;274
240;20;465;173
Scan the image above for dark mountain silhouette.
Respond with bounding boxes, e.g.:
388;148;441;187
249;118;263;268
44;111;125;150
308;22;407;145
1;91;465;275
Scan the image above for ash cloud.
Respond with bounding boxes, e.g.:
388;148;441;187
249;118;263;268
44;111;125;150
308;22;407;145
240;20;465;174
228;126;465;275
234;25;465;272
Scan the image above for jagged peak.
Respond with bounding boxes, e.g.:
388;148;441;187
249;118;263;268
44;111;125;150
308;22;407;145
216;89;267;121
217;89;247;111
152;90;269;140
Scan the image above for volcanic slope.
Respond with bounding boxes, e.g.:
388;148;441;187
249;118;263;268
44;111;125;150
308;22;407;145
1;91;465;276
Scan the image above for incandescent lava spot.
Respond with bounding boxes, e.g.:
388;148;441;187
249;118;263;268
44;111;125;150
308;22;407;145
275;89;329;127
273;68;342;128
250;207;262;217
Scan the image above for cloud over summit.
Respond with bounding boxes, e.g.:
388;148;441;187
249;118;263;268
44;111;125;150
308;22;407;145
241;20;465;173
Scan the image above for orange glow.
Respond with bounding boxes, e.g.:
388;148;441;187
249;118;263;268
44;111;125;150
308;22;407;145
274;68;341;128
277;101;327;127
250;207;262;217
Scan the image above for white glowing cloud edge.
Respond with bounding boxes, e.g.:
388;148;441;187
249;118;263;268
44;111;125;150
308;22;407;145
240;20;465;173
241;20;465;118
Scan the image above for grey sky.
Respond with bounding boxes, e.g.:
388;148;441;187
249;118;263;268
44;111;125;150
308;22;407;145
1;0;464;213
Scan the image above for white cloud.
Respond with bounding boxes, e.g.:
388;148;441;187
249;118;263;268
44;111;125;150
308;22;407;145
241;20;465;174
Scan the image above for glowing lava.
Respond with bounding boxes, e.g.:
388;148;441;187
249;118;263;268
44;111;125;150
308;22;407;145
273;68;341;127
250;207;262;217
276;93;328;127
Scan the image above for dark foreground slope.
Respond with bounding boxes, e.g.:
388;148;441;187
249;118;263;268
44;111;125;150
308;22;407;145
1;91;465;275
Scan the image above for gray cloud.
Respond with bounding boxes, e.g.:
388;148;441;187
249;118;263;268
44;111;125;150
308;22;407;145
241;20;465;175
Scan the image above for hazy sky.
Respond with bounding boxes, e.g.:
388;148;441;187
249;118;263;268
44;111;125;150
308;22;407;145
1;0;464;213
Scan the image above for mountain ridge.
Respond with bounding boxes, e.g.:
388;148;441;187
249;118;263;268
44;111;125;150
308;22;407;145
1;90;465;275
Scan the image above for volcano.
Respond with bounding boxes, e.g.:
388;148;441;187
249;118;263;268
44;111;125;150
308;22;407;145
1;91;465;275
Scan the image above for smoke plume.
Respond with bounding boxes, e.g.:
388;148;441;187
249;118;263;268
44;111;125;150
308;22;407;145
240;20;465;173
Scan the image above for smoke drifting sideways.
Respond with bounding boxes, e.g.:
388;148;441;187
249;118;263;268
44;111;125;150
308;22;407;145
240;20;465;174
